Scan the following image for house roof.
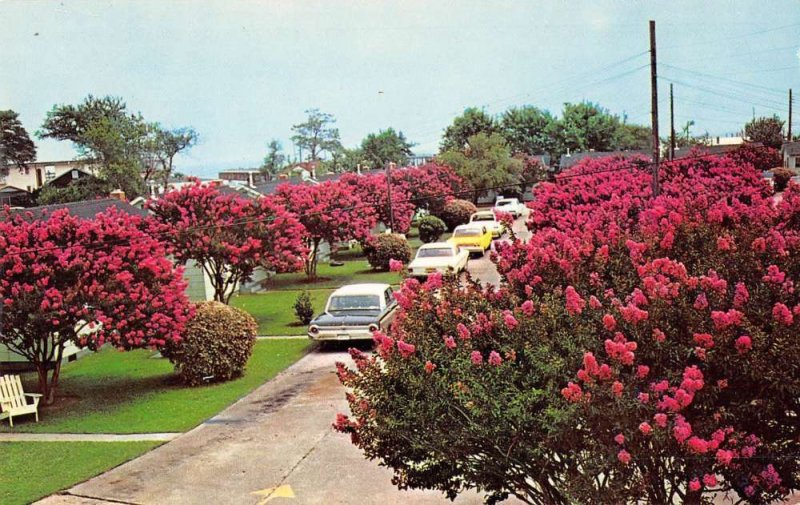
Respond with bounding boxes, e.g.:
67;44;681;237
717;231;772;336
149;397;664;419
672;144;748;159
782;141;800;156
11;198;149;221
559;150;651;170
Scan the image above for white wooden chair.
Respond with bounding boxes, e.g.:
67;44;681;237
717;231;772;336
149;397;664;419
0;374;42;427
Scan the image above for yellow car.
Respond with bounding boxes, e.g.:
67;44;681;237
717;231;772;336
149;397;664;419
448;224;492;256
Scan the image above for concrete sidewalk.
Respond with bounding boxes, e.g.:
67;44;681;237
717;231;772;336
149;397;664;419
0;432;179;442
35;348;500;505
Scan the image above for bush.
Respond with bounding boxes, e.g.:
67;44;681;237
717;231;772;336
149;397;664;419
336;154;800;504
772;167;793;192
164;301;257;386
417;215;447;243
437;199;477;231
362;233;412;271
294;291;314;325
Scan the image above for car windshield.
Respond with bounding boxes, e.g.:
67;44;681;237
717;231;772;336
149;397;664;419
328;295;381;311
496;200;513;206
417;247;453;258
454;229;481;237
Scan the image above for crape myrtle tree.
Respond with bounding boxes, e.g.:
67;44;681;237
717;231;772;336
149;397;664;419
391;163;470;216
338;172;415;234
335;151;800;504
147;181;306;303
273;180;377;279
0;207;192;404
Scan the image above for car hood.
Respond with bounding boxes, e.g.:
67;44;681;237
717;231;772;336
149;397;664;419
311;310;381;327
409;257;455;268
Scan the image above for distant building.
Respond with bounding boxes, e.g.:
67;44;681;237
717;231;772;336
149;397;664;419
1;160;95;193
218;169;267;188
782;141;800;170
408;154;435;167
46;167;94;189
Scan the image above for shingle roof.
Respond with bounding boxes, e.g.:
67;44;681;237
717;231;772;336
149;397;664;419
782;141;800;156
12;198;149;221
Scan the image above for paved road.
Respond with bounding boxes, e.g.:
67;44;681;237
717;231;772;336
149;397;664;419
467;209;531;287
38;348;518;505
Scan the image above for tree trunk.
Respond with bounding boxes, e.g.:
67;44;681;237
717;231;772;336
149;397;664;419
34;343;65;405
305;238;320;279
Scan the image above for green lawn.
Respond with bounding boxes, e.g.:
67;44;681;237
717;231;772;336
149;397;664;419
1;441;159;505
261;259;402;291
0;339;311;433
231;289;333;335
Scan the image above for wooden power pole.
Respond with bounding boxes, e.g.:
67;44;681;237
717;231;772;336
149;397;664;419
670;83;675;161
649;20;660;196
789;88;793;141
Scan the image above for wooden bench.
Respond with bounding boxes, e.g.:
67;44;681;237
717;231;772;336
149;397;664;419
0;375;41;427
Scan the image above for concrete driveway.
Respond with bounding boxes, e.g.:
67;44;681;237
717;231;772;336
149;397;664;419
37;347;518;505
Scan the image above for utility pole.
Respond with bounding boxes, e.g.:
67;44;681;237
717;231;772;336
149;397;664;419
669;83;675;161
386;162;396;233
649;20;660;196
789;88;793;141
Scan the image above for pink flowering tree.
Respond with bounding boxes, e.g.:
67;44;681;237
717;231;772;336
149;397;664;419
0;207;193;404
338;172;415;234
336;152;800;504
273;180;377;278
148;182;306;303
391;163;469;216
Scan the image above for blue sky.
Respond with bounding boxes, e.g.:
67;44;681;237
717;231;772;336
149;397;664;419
1;0;798;177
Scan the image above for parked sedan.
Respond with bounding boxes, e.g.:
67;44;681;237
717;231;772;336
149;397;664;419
469;210;504;237
493;197;524;218
408;242;469;278
447;224;492;256
308;283;397;341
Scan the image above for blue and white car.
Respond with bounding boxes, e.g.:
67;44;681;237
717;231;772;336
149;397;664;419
308;283;398;341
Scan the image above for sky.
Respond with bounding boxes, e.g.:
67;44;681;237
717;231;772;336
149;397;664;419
1;0;799;178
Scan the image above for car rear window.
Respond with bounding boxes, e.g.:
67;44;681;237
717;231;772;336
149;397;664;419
329;295;381;311
417;247;453;258
454;229;482;237
472;215;494;222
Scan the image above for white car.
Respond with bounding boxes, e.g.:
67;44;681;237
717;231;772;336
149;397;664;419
307;283;398;341
493;197;525;218
469;210;504;237
408;242;469;278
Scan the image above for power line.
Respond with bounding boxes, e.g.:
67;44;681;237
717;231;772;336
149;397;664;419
660;21;800;50
660;63;788;96
659;76;790;113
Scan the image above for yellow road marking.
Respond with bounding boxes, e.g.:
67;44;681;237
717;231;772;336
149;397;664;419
251;484;295;504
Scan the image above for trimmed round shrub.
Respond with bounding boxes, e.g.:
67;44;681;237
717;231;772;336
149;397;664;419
417;215;447;243
772;167;793;192
163;301;257;386
294;290;314;325
437;199;477;231
362;233;412;271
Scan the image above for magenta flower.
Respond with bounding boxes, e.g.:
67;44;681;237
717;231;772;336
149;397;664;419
396;340;416;359
565;286;585;315
424;361;436;374
488;351;503;366
688;478;701;492
617;449;631;465
614;433;625;445
639;422;652;436
735;335;752;353
520;299;535;316
389;259;404;272
443;335;457;349
470;351;483;365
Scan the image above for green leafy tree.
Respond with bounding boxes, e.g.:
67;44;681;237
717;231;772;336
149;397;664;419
323;146;365;174
438;132;522;203
360;128;414;169
557;101;621;155
260;139;286;178
33;175;115;205
440;107;496;152
291;108;342;161
39;95;150;197
0;109;36;177
500;106;557;156
744;115;785;149
615;121;651;151
150;126;198;188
